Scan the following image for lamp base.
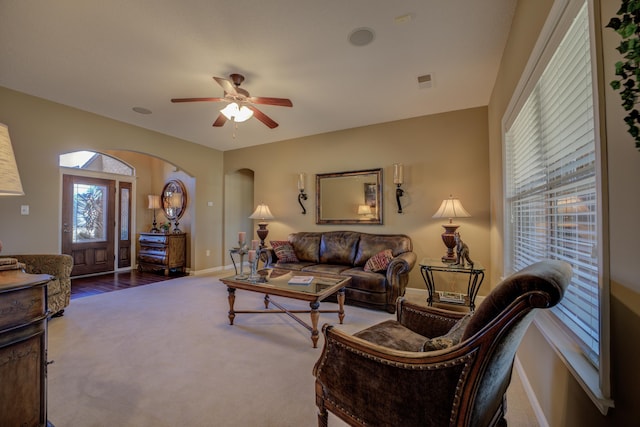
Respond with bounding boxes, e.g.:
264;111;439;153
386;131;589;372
440;224;460;263
256;223;269;248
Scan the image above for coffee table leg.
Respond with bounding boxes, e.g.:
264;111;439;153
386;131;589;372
227;287;236;325
337;287;345;324
310;301;320;348
264;294;270;308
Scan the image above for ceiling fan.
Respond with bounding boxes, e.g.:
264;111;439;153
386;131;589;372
171;74;293;129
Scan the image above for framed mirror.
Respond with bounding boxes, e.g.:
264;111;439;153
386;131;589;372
161;179;187;223
316;168;383;225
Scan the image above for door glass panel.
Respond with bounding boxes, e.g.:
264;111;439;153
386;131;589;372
73;183;107;243
120;188;130;240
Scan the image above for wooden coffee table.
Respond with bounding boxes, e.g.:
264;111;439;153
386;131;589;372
220;269;349;348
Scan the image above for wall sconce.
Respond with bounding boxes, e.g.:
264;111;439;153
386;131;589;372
297;173;308;214
432;195;471;262
147;194;162;233
393;163;404;213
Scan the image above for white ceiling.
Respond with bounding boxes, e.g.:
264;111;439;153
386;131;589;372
0;1;516;152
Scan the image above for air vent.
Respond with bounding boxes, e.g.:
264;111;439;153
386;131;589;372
417;74;433;89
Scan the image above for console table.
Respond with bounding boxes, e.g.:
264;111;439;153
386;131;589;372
0;269;54;427
419;258;485;311
137;232;186;275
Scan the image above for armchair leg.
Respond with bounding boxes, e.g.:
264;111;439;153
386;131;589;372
317;406;328;427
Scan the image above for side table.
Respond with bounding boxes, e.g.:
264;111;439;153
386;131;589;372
419;258;485;311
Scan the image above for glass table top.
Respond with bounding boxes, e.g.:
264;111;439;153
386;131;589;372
419;258;484;272
222;268;348;295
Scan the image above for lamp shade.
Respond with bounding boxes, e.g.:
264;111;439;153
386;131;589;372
147;194;161;210
249;203;274;221
357;204;372;215
0;123;24;196
432;195;471;221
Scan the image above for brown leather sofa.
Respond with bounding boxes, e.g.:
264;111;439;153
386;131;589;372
264;231;416;313
11;254;73;317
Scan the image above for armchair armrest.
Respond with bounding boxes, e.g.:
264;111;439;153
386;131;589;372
313;324;479;427
396;297;467;338
11;254;72;279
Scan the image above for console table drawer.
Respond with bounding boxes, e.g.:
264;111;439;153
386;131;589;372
137;232;186;276
0;286;46;331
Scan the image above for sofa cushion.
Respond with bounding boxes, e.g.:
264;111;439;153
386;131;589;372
319;231;360;265
301;264;352;275
289;233;322;263
273;261;315;271
354;233;413;266
270;240;299;263
364;249;393;272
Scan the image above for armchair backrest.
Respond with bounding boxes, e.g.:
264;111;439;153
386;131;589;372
459;259;572;426
462;259;571;341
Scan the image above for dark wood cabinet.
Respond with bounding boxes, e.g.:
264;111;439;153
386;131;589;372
0;269;52;427
137;232;186;275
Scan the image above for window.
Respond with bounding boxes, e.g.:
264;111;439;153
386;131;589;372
60;150;133;176
503;0;612;413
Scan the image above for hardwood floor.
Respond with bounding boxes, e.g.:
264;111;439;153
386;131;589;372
71;269;187;299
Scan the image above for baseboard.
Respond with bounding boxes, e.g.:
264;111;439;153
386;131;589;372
513;356;549;427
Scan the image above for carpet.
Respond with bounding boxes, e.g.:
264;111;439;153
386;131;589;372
47;274;390;426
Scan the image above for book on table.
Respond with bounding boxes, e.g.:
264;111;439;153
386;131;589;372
288;275;314;285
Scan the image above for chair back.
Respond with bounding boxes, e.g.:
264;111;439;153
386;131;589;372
460;259;572;426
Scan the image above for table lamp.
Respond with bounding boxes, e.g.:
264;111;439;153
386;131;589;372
147;195;161;232
432;195;470;262
249;203;275;248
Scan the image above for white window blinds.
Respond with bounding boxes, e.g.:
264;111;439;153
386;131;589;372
505;2;600;367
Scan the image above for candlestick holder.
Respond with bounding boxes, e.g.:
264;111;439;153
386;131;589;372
235;242;249;279
249;248;263;282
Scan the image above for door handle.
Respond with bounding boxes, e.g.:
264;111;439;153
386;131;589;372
63;223;71;233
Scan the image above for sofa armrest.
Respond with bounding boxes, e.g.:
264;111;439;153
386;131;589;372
384;251;417;306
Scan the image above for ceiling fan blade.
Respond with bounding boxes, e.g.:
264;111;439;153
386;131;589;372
212;113;227;127
247;105;279;129
248;97;293;107
213;77;238;96
171;97;226;103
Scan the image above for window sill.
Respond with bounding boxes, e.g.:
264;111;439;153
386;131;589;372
534;312;614;415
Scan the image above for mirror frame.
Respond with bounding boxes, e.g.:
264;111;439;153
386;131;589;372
316;168;383;225
161;179;187;221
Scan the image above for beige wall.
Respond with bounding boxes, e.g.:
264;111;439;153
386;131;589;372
488;0;640;425
224;107;491;289
0;86;225;272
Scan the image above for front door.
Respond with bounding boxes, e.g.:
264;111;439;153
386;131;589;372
62;175;115;276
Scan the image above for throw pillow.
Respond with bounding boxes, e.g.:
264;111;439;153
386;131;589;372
364;249;394;272
270;240;299;263
422;313;473;351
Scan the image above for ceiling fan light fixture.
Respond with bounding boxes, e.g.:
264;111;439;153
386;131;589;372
220;102;254;123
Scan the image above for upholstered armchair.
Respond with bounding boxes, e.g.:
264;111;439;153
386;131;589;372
11;254;73;317
313;260;572;427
